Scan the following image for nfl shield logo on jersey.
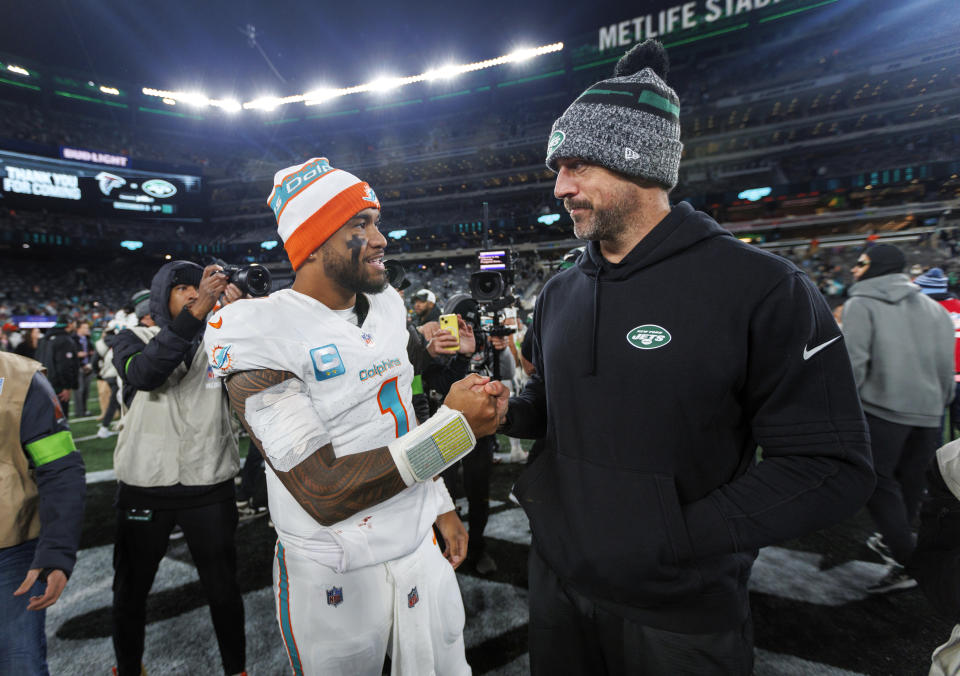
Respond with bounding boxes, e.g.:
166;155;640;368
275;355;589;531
407;587;419;608
326;586;343;607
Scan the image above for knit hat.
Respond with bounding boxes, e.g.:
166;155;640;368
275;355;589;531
266;157;381;270
131;289;151;319
545;40;682;190
859;243;906;281
914;267;948;295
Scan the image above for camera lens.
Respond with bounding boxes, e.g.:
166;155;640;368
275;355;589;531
470;271;505;302
384;260;405;288
244;265;271;297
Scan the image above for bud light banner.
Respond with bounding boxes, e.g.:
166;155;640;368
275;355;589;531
0;149;202;220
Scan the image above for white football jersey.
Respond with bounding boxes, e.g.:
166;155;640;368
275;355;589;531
205;288;449;571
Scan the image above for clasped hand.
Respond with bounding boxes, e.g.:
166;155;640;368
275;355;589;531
442;373;509;438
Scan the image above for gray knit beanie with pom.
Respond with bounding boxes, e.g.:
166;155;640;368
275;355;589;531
545;40;683;190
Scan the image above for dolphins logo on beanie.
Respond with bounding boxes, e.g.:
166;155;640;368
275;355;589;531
266;157;380;269
546;40;683;190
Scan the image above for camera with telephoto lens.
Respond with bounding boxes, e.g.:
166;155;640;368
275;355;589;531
469;249;515;308
211;257;272;298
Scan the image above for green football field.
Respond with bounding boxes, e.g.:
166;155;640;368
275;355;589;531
69;387;526;472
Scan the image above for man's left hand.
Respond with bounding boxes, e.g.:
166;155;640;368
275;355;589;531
489;335;508;351
221;283;244;306
457;316;476;355
475;379;510;428
427;329;459;357
435;510;468;569
14;568;68;611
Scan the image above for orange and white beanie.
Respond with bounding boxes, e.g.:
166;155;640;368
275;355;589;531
266;157;381;269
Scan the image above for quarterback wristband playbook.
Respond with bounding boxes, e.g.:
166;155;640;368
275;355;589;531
389;405;477;485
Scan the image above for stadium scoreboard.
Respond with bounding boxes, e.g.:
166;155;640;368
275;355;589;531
0;149;202;219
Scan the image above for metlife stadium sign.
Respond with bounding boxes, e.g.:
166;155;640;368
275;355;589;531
0;149;201;219
598;0;786;51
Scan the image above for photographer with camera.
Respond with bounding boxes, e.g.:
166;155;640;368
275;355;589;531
109;260;248;676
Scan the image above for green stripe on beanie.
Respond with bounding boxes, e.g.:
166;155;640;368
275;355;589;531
546;39;683;190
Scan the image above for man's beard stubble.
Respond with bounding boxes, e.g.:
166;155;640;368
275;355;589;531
322;247;389;295
566;191;635;243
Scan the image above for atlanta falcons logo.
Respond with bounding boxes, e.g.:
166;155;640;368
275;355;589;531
95;171;126;196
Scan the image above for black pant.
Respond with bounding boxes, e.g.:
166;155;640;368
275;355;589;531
439;435;494;558
237;448;266;507
950;382;960;438
528;547;754;675
74;369;93;416
112;499;245;675
865;413;942;565
463;435;494;558
100;378;120;427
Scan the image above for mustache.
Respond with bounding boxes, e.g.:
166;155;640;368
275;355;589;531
564;199;593;211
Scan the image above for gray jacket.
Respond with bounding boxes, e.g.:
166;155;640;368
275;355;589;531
843;273;955;426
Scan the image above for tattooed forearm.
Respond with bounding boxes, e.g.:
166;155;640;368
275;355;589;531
225;369;408;526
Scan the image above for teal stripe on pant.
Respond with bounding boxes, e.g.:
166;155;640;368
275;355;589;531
276;541;304;676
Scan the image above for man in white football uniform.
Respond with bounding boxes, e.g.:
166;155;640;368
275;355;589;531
206;157;504;676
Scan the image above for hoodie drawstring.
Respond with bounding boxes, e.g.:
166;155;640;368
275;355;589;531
590;267;600;376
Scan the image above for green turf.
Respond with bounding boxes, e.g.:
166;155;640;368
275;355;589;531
71;388;520;473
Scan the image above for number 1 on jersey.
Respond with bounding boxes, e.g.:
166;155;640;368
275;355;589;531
377;377;410;438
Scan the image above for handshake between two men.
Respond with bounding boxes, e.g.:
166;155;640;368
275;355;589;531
443;373;510;440
388;373;510;489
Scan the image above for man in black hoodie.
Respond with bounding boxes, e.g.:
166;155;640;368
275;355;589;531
35;315;79;419
497;40;875;675
110;261;247;676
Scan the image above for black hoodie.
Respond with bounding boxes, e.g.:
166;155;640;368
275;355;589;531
506;202;874;633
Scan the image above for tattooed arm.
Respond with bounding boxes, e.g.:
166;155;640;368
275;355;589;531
225;368;407;526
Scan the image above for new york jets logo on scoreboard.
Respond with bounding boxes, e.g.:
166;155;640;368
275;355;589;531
626;324;671;350
142;179;177;199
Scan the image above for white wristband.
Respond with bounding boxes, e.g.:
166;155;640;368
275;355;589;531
388;405;477;485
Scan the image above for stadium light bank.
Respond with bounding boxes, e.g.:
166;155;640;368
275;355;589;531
142;42;563;112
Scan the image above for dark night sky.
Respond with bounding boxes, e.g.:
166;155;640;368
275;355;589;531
1;0;643;97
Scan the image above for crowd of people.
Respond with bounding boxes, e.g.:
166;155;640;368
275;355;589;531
4;37;960;676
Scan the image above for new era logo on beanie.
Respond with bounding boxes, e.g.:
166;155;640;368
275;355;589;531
266;157;380;269
545;40;683;190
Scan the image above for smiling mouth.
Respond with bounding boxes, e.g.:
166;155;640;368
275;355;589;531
365;255;385;270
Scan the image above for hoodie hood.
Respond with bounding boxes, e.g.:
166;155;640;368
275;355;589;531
849;273;920;304
575;201;732;374
149;260;203;329
578;201;731;279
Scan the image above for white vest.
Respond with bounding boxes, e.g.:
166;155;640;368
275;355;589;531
115;325;239;487
207;289;449;571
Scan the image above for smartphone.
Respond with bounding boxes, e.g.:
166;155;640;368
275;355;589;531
438;314;460;353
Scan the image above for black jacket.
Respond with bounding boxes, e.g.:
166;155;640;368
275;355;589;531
19;372;86;577
36;328;79;392
505;202;874;632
